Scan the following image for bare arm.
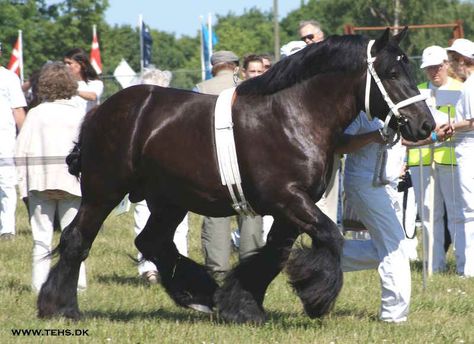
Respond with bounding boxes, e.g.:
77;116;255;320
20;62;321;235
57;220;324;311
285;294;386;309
402;123;454;147
13;107;26;131
77;90;98;101
335;130;385;154
452;118;474;132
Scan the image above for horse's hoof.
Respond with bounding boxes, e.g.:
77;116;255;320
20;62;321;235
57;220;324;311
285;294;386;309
214;278;266;324
38;307;82;320
188;303;213;314
216;305;266;325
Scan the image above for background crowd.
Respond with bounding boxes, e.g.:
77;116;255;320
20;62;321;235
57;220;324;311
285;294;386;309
0;17;473;325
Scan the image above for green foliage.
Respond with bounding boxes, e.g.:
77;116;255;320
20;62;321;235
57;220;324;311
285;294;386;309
1;0;474;92
214;8;281;58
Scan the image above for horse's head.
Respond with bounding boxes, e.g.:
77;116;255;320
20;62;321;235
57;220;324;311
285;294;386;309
365;28;435;141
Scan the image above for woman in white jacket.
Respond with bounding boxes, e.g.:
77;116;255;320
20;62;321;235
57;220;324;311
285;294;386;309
16;62;86;293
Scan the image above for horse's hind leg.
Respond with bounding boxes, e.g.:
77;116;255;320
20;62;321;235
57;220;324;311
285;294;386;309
214;220;299;324
37;199;120;319
135;203;218;311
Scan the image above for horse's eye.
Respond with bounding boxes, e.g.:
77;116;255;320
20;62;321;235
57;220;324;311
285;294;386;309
390;71;399;80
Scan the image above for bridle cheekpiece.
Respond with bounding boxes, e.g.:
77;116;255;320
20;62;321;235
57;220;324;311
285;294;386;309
364;39;427;137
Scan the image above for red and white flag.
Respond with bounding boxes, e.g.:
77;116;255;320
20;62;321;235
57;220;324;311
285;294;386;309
90;24;102;74
7;30;23;80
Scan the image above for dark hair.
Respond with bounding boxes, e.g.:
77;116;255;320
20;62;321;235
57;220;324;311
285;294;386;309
64;48;99;81
243;54;263;70
237;34;369;96
37;62;78;101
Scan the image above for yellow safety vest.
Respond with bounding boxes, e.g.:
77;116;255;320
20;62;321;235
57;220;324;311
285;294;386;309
407;79;462;166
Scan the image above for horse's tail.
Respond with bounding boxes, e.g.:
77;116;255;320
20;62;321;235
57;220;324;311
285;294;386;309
66;106;98;177
286;220;344;318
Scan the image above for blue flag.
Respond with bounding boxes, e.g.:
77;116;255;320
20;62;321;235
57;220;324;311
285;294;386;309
142;21;153;67
201;24;218;80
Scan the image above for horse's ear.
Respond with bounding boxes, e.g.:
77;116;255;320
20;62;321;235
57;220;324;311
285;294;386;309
373;28;390;53
392;26;408;44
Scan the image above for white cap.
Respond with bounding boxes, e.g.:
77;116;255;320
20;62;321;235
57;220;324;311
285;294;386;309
280;41;306;58
420;45;448;69
447;38;474;59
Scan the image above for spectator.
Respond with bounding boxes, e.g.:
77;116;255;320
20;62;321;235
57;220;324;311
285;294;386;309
258;53;273;72
280;41;306;58
133;67;189;283
447;38;474;277
241;54;264;79
195;50;264;282
403;45;464;272
15;62;86;292
64;48;104;114
0;41;26;241
337;111;412;322
194;50;239;94
298;20;325;44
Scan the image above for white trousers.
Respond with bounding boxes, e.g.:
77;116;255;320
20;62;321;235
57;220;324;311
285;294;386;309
411;164;464;273
342;179;411;322
0;183;16;235
134;200;189;275
29;191;86;293
454;145;474;277
397;187;418;261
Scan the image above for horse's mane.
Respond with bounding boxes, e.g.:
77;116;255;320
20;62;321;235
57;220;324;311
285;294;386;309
236;34;369;96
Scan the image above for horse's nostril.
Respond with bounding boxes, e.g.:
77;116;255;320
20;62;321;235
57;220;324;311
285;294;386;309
422;120;435;133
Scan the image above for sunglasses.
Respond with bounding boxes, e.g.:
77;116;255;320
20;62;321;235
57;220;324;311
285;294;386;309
300;34;315;42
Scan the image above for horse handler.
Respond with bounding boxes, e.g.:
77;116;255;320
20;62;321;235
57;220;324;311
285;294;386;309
337;111;450;322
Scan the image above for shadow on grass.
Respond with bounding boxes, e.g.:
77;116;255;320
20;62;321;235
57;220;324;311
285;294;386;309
96;273;144;287
84;308;213;323
4;279;32;293
410;259;460;275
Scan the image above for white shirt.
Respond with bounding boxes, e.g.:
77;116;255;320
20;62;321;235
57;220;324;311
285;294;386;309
455;73;474;146
343;112;405;184
15;99;84;198
71;79;104;114
0;67;27;153
0;67;26;185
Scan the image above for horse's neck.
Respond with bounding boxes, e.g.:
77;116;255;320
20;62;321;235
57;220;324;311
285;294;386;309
301;74;363;135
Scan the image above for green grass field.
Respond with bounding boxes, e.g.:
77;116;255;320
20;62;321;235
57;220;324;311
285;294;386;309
1;203;473;343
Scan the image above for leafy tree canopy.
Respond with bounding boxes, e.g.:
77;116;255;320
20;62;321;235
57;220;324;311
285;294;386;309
1;0;473;91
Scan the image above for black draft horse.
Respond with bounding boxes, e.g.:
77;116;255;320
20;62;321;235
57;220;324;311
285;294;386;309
38;28;435;323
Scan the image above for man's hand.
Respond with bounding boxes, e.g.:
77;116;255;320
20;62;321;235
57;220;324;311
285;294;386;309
435;123;454;141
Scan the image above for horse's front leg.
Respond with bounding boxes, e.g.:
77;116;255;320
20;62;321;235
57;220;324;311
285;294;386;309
38;201;116;319
214;219;299;324
284;192;344;318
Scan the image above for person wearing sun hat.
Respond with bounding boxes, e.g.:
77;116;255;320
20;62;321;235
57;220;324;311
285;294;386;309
194;50;240;94
404;45;464;272
194;50;264;282
446;38;474;277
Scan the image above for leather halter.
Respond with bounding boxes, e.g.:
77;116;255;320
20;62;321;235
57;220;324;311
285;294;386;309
364;40;427;137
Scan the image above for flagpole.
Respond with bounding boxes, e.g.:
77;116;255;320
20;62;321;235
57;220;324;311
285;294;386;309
18;30;23;84
207;13;213;62
199;16;205;81
139;14;144;74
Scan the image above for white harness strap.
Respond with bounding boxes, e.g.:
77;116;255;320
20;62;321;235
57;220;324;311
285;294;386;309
214;87;256;216
364;39;427;136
